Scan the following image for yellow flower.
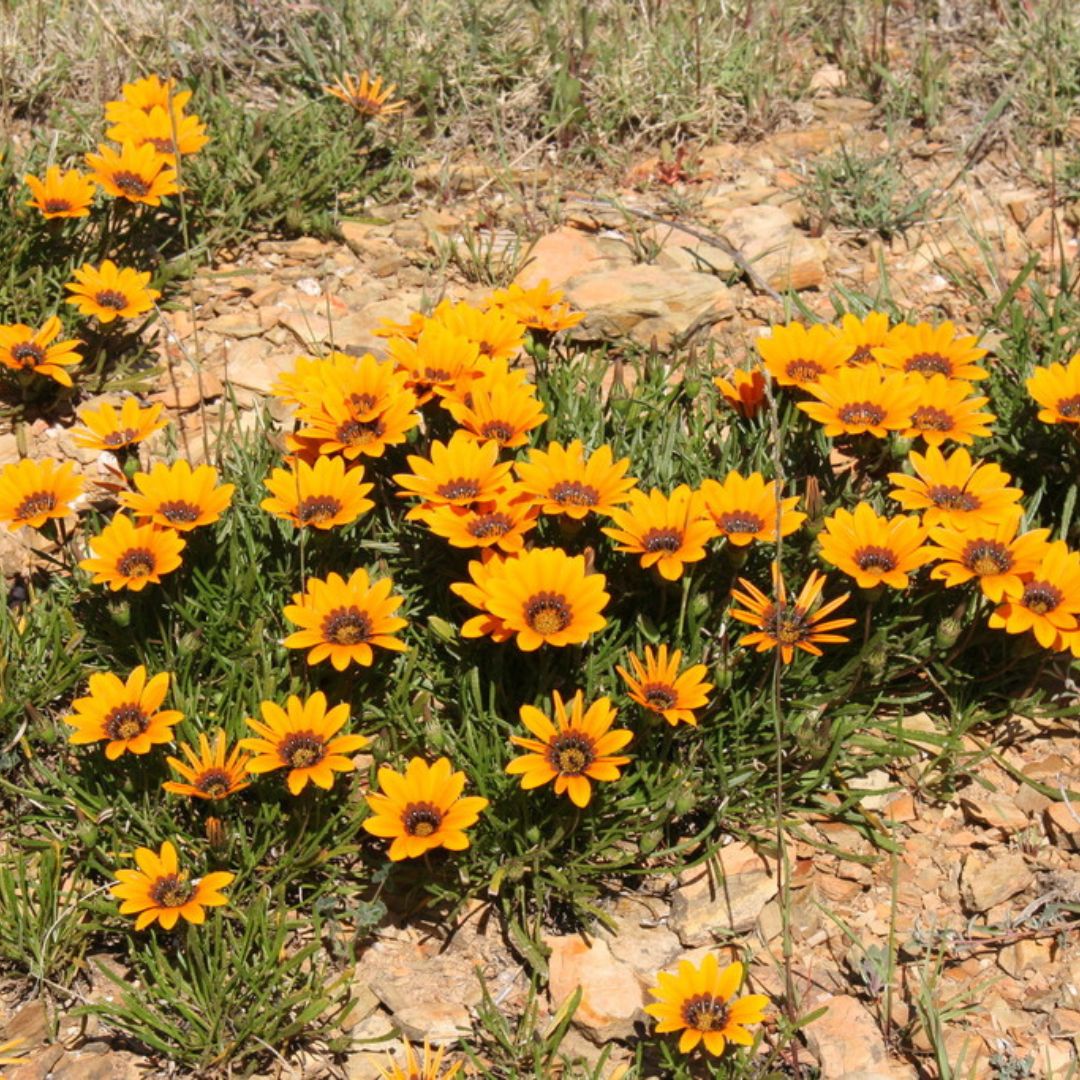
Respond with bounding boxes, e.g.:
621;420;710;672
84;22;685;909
24;165;96;218
163;730;252;800
85;141;179;205
72;397;167;451
261;455;374;529
78;514;185;591
874;320;989;381
903;375;995;446
616;644;713;726
104;74;193;124
830;310;895;366
412;488;539;553
817;502;932;590
987;540;1080;648
699;471;804;547
450;552;516;643
431;299;526;363
65;260;160;323
1026;353;1080;425
121;459;234;531
376;1039;462;1080
387;322;481;404
393;430;514;511
443;376;547;449
755;321;846;388
105;104;210;163
0;457;83;531
798;366;920;437
714;368;767;417
0;316;82;386
362;757;488;860
324;71;406;120
487;279;585;333
514;439;636;520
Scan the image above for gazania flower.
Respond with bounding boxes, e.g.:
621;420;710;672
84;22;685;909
24;165;96;219
514;439;636;520
602;485;717;581
887;447;1022;529
987;540;1080;648
324;70;406;120
240;692;370;795
927;516;1051;603
478;546;608;650
699;471;805;547
755;321;846;388
104;75;192;123
831;310;895;366
72;397;167;451
297;388;420;460
616;645;712;726
65;260;160;324
645;956;769;1056
163;730;252;800
817;502;932;589
376;1040;462;1080
105;105;210;163
729;567;855;663
362;757;488;860
797;366;919;437
0;316;82;386
372;311;427;341
0;1037;26;1069
85;142;179;206
110;841;233;931
122;460;234;531
714;368;767;417
387;322;481;404
0;458;83;531
1026;353;1080;425
874;320;989;381
393;430;514;510
450;553;516;643
79;514;185;591
903;375;995;446
443;378;547;449
65;665;182;758
283;567;408;670
506;690;631;807
431;299;526;363
412;489;539;552
487;280;585;333
261;455;373;530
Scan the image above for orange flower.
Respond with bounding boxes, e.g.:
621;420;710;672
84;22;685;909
714;368;767;417
756;321;846;388
616;645;712;726
24;166;96;219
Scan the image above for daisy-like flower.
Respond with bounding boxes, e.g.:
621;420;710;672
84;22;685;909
0;1036;27;1069
487;279;585;334
645;956;769;1057
714;368;767;417
261;455;373;530
473;546;609;651
431;299;526;363
729;566;855;663
887;446;1022;530
105;105;210;163
24;165;96;219
830;310;895;366
797;366;920;437
514;439;636;520
71;397;167;451
450;552;516;643
1026;353;1080;425
65;665;182;759
240;692;370;795
506;690;631;807
376;1040;462;1080
122;459;235;531
602;485;718;581
163;730;252;800
755;321;847;389
987;540;1080;648
283;568;408;670
393;430;514;511
110;841;233;931
296;387;420;460
874;320;989;381
372;311;427;341
0;316;82;386
616;645;712;726
927;516;1051;603
443;377;547;449
324;70;406;120
362;757;488;860
0;458;83;531
65;260;160;324
699;471;805;547
79;514;185;591
412;489;539;553
85;142;179;206
387;322;481;404
903;375;995;446
104;74;193;124
817;502;932;590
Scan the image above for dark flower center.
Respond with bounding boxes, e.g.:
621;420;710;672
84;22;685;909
911;406;953;432
847;345;874;364
146;137;175;154
838;401;887;426
350;392;379;414
337;417;384;446
786;359;824;382
104;703;150;741
468;512;512;539
15;490;56;521
642;683;678;710
682;993;729;1032
94;289;130;311
480;420;515;443
158;499;202;524
422;366;451;383
765;602;809;644
927;485;980;512
403;801;442;837
549;480;600;508
43;198;74;213
964;540;1012;576
195;769;233;798
435;478;481;500
524;592;572;635
103;427;140;447
150;874;194;908
548;732;595;776
112;171;152;197
11;342;46;366
905;352;953;376
853;545;898;573
323;607;373;645
117;548;156;578
296;495;343;524
717;510;765;535
1022;581;1062;615
1057;395;1080;419
642;528;684;553
279;731;326;769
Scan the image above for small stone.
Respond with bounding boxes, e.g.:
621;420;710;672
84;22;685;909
961;852;1033;913
959;791;1030;835
805;994;913;1079
1045;801;1080;850
720;204;827;290
151;367;224;410
201;311;264;338
515;226;619;290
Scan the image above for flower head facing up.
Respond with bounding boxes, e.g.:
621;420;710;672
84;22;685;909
85;141;179;206
105;75;192;123
755;321;846;388
487;279;585;333
730;566;855;663
393;430;514;510
874;320;989;381
699;470;805;547
163;730;252;800
714;368;767;417
110;841;233;931
0;316;82;386
324;70;406;120
79;515;185;591
798;365;920;437
0;458;83;531
295;379;419;461
928;516;1051;603
412;488;539;553
72;397;168;451
514;439;636;520
65;260;160;324
241;692;370;795
24;165;96;219
645;956;768;1056
387;322;481;404
987;540;1080;648
602;485;717;581
122;459;235;531
902;375;995;446
1026;353;1080;425
105;104;210;163
376;1039;462;1080
506;690;631;807
261;454;374;530
430;299;526;364
283;567;408;670
66;665;182;759
443;377;547;449
831;310;895;366
817;502;932;590
616;645;713;726
363;757;488;861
